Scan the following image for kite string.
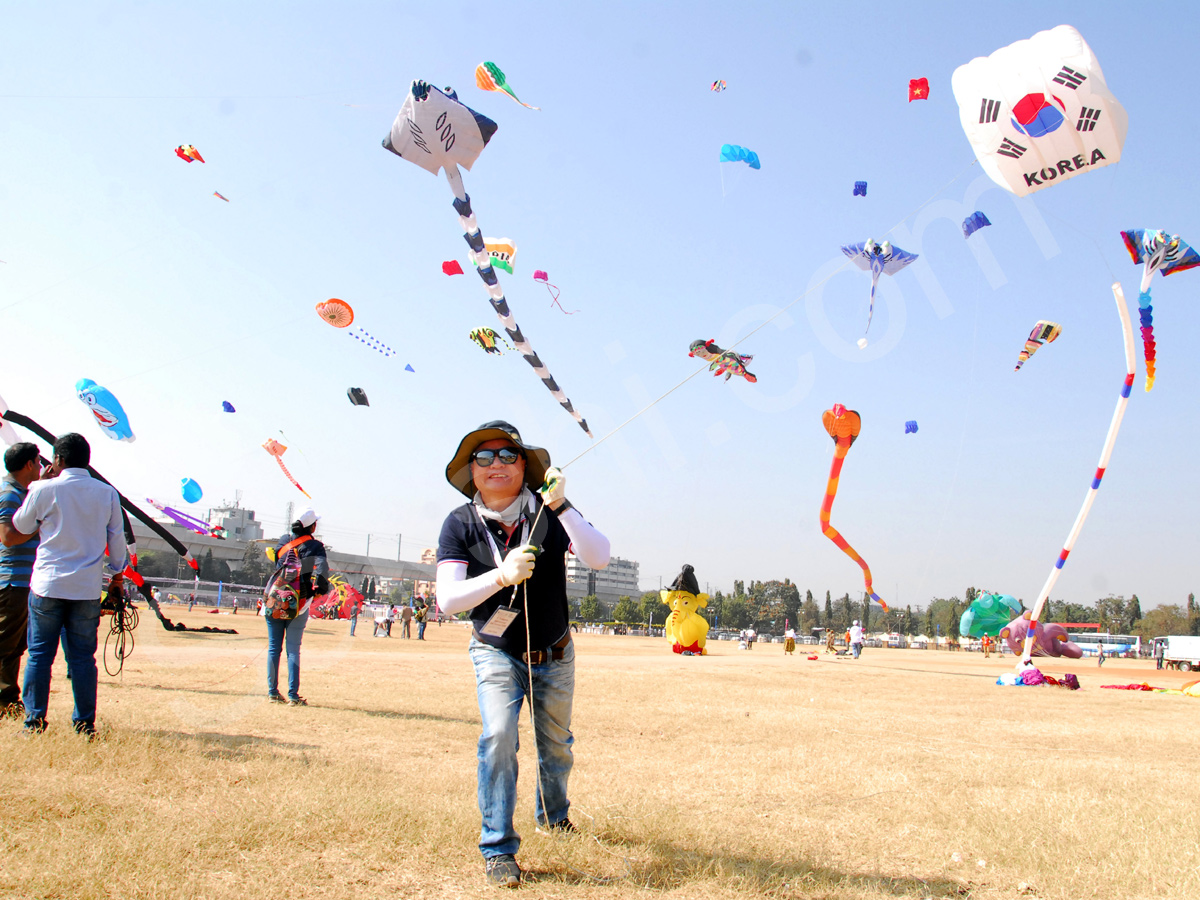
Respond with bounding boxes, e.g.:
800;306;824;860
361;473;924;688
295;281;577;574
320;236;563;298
559;158;982;472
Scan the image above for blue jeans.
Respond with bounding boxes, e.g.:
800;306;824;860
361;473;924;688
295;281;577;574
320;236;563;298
349;614;357;636
468;636;575;858
266;611;308;699
852;642;863;659
23;592;101;730
418;621;427;640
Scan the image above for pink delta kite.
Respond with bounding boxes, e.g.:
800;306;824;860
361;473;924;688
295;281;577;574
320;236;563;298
262;438;311;498
533;270;578;315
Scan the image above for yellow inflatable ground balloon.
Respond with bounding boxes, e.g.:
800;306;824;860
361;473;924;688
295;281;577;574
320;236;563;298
661;564;709;656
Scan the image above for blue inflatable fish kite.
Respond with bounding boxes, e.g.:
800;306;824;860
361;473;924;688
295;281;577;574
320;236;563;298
75;378;135;442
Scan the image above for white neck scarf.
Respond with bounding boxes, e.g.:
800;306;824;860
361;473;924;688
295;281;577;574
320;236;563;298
473;486;533;527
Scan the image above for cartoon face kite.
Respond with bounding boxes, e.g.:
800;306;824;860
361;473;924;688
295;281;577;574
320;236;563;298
175;144;205;163
841;239;918;347
1119;229;1200;391
475;61;540;110
820;404;887;611
75;378;134;442
688;340;757;384
1014;320;1062;371
950;25;1127;198
262;438;311;498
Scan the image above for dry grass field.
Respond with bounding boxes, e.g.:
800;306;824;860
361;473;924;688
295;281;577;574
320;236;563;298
1;610;1197;900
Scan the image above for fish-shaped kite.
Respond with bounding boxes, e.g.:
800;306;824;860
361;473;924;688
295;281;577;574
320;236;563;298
688;340;757;384
475;61;540;110
470;326;511;355
820;404;887;611
533;270;577;314
382;80;591;437
262;438;310;498
175;145;204;163
840;239;918;348
1014;320;1062;371
962;211;991;239
1119;229;1200;391
75;378;135;442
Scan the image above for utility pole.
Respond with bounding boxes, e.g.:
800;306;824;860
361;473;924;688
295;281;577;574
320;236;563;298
366;534;371;558
397;533;402;562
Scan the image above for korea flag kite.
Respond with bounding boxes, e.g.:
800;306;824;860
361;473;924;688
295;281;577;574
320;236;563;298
951;25;1127;197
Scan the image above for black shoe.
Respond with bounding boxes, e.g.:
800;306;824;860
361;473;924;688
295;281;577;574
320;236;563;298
287;695;307;706
543;817;578;834
484;854;521;888
268;692;286;703
22;717;46;735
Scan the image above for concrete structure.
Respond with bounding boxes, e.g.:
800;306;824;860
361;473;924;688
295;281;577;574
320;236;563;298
566;554;640;606
206;503;264;542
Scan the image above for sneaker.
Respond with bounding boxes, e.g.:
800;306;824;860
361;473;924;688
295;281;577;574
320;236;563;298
542;817;578;834
484;854;521;888
22;718;46;735
268;692;286;703
287;696;307;706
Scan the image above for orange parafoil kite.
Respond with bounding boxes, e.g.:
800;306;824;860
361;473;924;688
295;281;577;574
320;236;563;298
315;298;354;328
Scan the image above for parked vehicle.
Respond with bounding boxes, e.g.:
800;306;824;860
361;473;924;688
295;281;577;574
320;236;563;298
1153;636;1200;672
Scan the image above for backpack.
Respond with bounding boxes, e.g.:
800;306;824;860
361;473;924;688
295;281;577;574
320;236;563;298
263;535;312;621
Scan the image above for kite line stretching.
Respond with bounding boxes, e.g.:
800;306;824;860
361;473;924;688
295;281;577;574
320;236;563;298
382;80;591;437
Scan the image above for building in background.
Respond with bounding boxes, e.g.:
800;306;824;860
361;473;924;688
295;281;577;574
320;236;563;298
206;503;265;542
566;554;639;607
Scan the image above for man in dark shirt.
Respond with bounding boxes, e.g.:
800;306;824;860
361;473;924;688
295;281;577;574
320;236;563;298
0;443;42;716
435;421;610;888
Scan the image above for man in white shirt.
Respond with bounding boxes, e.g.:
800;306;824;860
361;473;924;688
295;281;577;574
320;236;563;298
849;620;865;659
11;433;126;735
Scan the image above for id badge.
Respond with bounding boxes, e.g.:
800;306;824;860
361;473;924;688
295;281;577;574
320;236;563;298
479;607;520;638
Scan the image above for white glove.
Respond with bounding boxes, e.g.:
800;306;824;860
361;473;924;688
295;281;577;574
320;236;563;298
540;466;567;507
496;544;537;587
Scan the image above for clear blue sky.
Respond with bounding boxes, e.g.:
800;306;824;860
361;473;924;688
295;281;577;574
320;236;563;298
1;2;1196;610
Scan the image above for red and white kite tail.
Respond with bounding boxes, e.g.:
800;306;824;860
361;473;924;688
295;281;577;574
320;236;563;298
1020;283;1135;665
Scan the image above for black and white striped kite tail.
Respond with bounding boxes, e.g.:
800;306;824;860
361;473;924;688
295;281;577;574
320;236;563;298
451;193;592;438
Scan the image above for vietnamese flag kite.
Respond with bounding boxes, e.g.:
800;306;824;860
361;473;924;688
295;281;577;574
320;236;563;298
908;78;929;101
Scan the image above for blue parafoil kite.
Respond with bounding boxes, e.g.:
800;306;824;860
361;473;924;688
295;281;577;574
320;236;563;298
853;181;867;197
221;401;236;413
181;478;203;503
962;211;991;239
904;420;918;434
75;378;134;443
720;144;760;169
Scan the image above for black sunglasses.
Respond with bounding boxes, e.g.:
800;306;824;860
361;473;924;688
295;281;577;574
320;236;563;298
472;447;522;467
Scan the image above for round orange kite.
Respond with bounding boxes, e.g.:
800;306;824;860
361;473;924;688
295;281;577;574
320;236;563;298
315;298;354;328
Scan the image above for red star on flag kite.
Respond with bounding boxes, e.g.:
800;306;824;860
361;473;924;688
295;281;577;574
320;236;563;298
908;78;929;102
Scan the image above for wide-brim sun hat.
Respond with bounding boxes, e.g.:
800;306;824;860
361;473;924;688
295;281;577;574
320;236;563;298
445;420;551;499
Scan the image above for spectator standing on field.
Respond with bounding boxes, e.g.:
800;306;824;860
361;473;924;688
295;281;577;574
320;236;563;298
849;620;865;659
400;602;413;638
11;434;127;735
416;600;428;640
0;443;43;717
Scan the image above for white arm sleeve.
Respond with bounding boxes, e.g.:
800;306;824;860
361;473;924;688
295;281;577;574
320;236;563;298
560;508;610;569
435;561;507;616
